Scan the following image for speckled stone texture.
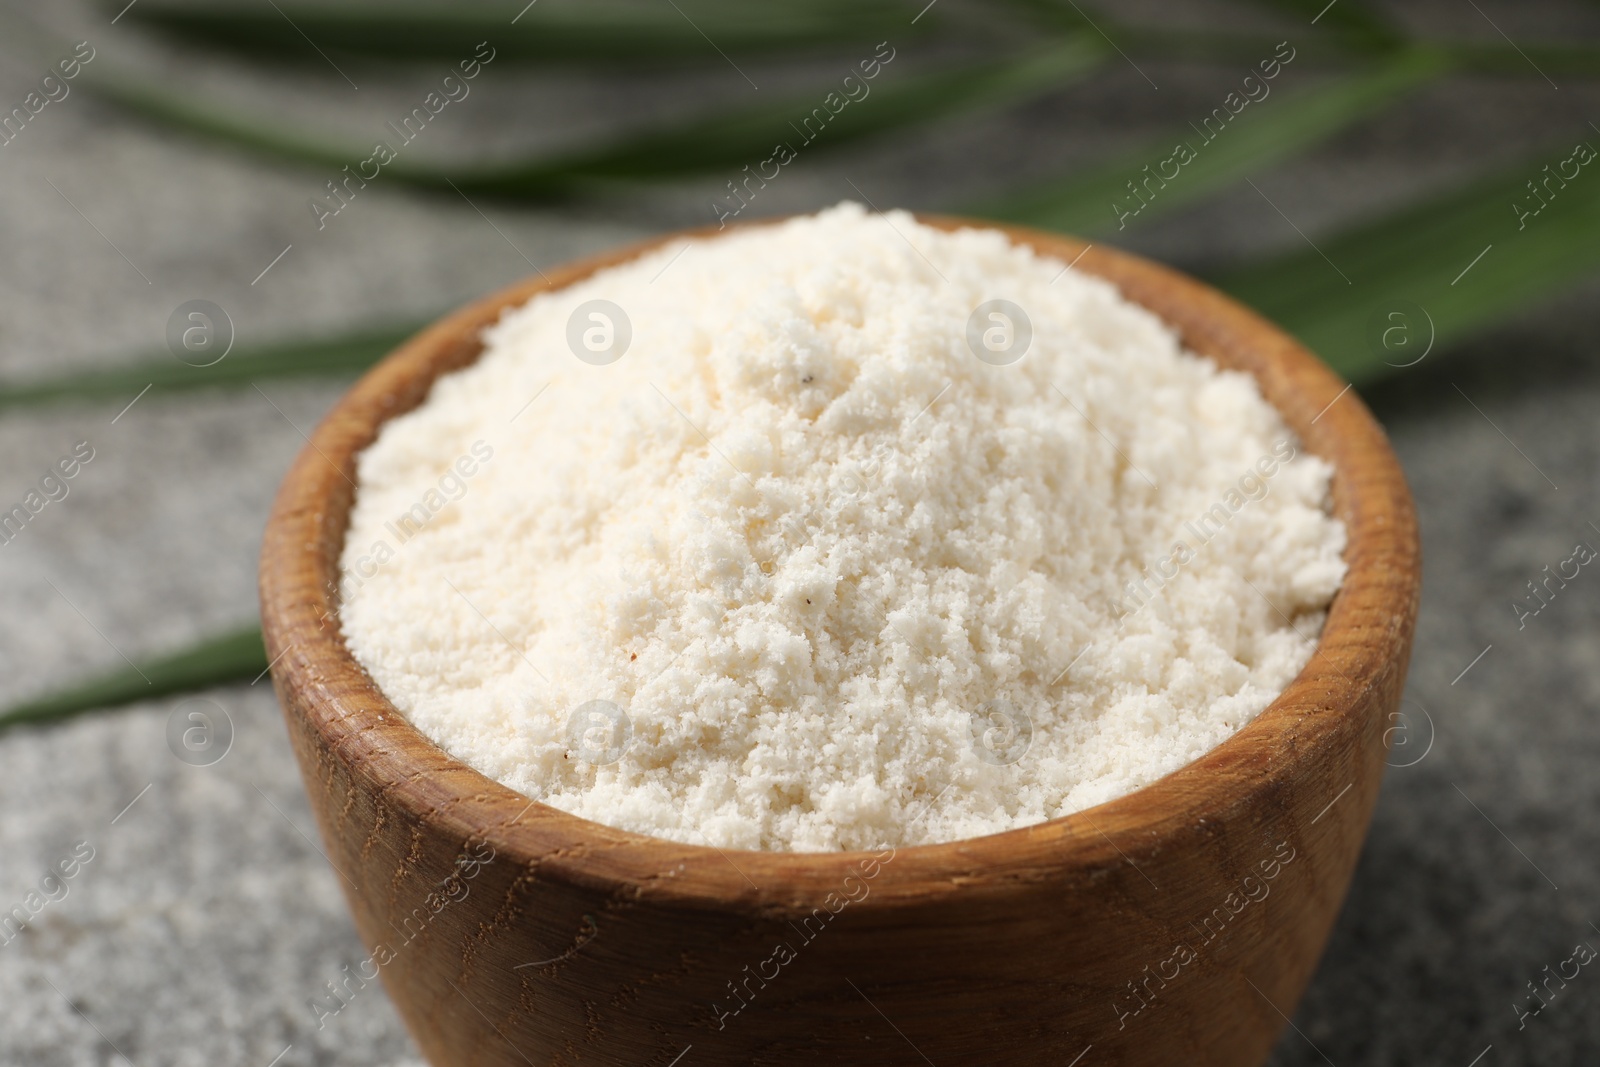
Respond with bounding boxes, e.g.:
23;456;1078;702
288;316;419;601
1;0;1597;1063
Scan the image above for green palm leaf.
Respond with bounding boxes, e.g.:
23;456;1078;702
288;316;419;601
1240;0;1405;53
976;48;1448;234
1445;41;1600;80
1113;25;1600;79
86;40;1106;198
0;323;423;412
1214;129;1600;382
454;40;1108;196
108;0;933;63
0;626;266;732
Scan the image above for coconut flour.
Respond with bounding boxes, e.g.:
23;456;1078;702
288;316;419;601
339;204;1346;852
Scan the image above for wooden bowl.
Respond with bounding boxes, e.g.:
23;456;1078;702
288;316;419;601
259;216;1419;1067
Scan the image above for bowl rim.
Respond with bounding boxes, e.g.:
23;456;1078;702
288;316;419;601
258;212;1419;913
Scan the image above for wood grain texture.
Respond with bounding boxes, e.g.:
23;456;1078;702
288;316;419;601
258;216;1420;1066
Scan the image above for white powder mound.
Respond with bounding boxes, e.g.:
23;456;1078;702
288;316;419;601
338;203;1346;853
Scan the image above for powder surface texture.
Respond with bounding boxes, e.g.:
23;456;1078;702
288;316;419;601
338;204;1346;852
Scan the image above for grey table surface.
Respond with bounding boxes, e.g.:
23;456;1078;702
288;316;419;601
1;1;1598;1064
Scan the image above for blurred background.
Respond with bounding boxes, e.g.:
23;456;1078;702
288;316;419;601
1;0;1598;1063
